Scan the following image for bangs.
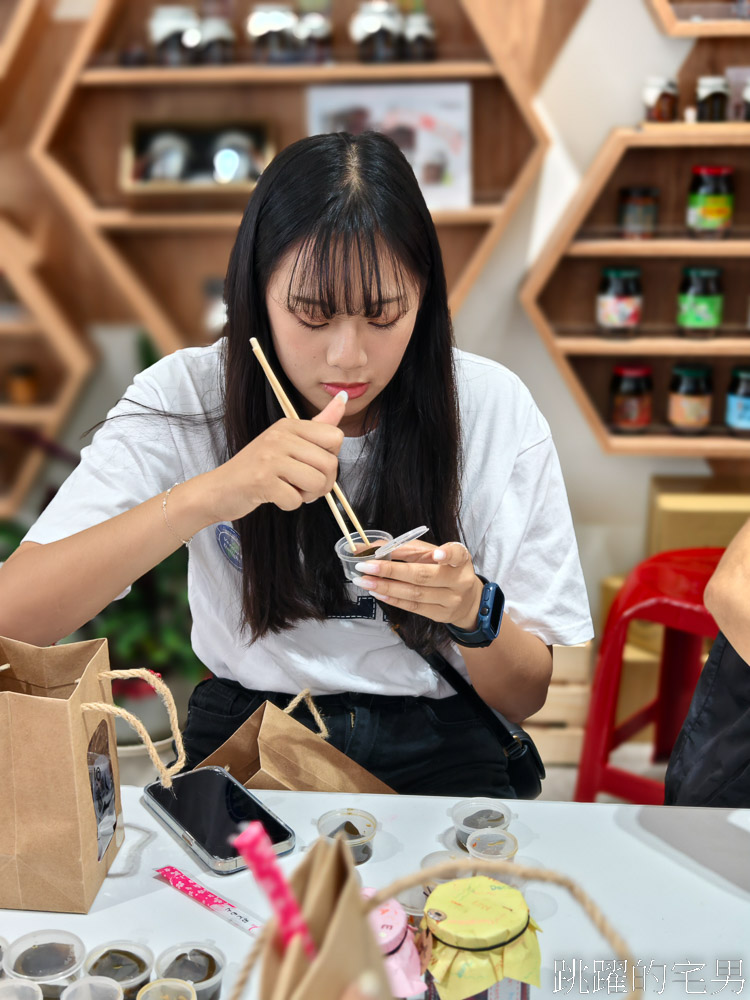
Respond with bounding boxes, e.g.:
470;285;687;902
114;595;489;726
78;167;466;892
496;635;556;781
284;225;417;320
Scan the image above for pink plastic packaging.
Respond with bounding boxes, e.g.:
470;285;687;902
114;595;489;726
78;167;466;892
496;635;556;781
362;890;423;998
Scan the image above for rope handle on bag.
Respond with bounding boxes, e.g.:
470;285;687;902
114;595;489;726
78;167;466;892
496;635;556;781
227;855;642;1000
81;668;186;788
283;688;330;740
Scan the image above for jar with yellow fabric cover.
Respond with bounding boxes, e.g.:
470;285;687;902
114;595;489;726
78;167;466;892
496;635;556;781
417;876;540;1000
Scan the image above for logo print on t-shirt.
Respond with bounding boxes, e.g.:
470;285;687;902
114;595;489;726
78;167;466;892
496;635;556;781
215;522;242;570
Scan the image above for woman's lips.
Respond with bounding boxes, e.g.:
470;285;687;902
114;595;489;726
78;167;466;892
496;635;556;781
322;382;369;399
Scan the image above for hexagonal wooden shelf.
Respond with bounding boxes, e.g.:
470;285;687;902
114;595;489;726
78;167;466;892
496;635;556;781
31;0;548;353
0;0;46;105
648;0;750;37
0;218;93;516
492;0;590;90
521;124;750;459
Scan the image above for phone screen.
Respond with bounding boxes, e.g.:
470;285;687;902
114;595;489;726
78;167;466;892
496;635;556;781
146;767;293;860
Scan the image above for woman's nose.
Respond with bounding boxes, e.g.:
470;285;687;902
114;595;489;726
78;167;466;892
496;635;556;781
326;322;368;371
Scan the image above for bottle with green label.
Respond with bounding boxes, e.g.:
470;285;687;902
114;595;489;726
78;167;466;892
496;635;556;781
686;166;734;239
677;267;723;337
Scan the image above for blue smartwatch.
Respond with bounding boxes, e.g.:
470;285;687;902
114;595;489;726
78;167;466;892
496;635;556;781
445;574;504;648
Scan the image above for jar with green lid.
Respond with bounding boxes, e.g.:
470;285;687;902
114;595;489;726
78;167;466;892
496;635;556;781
596;267;643;337
668;364;713;434
687;166;734;239
420;876;540;1000
677;267;724;337
726;367;750;436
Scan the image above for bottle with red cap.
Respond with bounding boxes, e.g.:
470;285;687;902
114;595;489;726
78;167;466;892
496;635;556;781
610;364;653;433
687;166;734;239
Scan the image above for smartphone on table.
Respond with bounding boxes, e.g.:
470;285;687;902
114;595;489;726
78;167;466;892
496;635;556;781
143;765;295;873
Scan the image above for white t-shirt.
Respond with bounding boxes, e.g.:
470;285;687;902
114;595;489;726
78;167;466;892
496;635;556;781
24;342;593;698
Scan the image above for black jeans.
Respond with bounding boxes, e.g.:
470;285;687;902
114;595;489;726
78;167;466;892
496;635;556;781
182;676;516;798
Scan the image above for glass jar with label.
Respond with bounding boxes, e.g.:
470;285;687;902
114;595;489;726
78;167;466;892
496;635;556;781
617;186;659;239
668;364;713;434
610;365;653;433
596;267;643;337
246;4;299;63
643;77;678;122
677;267;724;337
696;76;729;121
148;6;202;66
687;166;734;239
726;367;750;436
403;9;436;61
349;1;404;62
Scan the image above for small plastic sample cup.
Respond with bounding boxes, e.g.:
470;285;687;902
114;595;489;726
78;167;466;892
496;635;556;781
136;982;196;1000
395;884;426;930
420;849;474;897
450;797;511;851
334;530;393;582
61;979;123;1000
3;931;86;1000
84;944;153;1000
154;945;225;1000
0;983;44;1000
465;827;519;867
317;807;377;864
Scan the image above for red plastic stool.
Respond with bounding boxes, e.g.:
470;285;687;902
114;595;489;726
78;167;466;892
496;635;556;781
574;548;722;805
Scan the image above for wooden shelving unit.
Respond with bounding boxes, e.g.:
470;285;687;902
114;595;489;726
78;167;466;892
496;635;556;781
520;125;750;458
0;0;46;105
648;0;750;36
0;218;93;517
31;0;548;354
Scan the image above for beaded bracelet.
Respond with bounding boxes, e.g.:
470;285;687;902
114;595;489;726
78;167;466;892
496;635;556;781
162;482;193;547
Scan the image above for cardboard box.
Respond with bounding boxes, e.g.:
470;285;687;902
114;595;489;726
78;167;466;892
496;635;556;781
551;641;592;683
647;476;750;557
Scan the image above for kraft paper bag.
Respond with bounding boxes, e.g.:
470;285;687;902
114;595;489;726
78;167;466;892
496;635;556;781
0;634;184;914
260;838;393;1000
198;695;395;794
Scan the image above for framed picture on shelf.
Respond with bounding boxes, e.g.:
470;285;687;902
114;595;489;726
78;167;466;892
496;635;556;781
307;83;472;211
119;121;275;194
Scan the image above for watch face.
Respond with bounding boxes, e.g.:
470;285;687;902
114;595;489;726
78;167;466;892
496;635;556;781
488;586;503;634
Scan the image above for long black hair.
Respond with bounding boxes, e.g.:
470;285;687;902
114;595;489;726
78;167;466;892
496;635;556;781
223;131;461;654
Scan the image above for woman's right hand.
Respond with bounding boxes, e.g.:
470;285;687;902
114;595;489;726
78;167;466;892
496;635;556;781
201;391;347;523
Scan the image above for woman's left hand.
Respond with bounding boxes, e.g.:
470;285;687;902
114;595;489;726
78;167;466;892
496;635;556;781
351;539;483;629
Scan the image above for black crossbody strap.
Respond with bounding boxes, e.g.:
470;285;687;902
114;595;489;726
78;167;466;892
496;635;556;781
423;650;528;762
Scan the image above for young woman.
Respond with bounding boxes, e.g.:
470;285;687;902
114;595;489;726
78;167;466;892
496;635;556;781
0;132;592;796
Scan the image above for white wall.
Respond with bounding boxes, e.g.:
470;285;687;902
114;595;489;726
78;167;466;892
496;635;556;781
25;0;712;628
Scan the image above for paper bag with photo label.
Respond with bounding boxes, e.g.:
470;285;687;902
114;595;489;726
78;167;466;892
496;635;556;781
0;634;184;913
197;695;395;794
258;837;393;1000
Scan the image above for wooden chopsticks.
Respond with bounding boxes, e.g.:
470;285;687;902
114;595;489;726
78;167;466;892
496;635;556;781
249;338;369;552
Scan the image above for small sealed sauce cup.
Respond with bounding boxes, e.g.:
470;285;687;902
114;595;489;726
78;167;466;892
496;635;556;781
61;978;123;1000
317;807;377;864
419;849;473;897
465;827;519;866
334;530;393;582
395;885;426;930
154;946;224;1000
136;982;195;1000
0;984;44;1000
84;943;153;1000
4;931;86;999
450;797;511;850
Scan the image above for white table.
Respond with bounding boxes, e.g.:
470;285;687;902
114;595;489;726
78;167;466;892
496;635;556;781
2;787;749;999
